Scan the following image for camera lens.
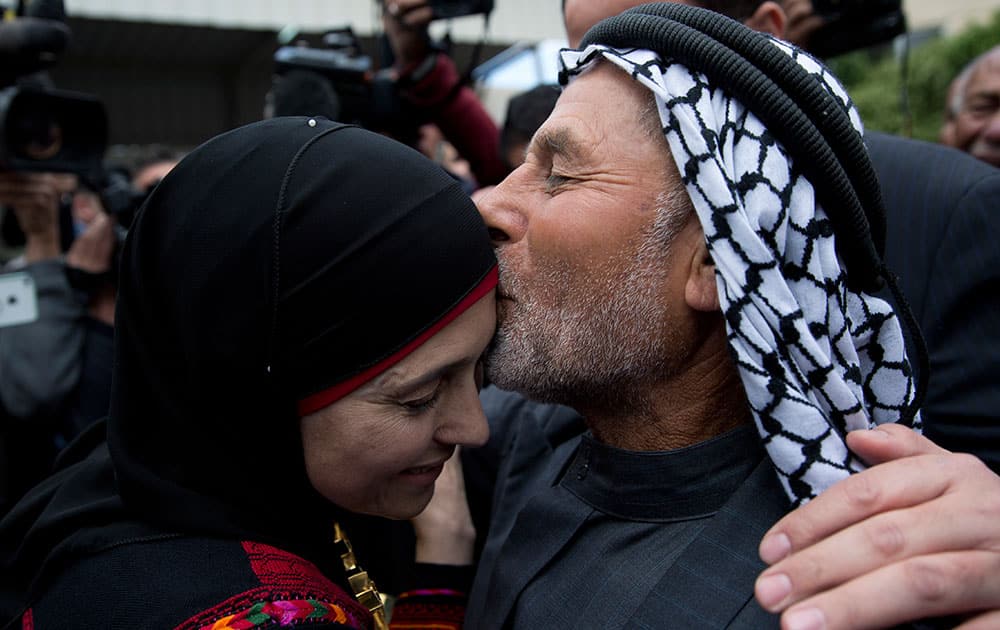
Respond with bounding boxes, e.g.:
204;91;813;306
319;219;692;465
11;112;64;161
8;92;65;162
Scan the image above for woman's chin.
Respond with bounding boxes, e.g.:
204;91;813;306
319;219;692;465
350;487;435;521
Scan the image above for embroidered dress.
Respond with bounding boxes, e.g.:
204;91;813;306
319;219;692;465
14;536;467;630
176;542;465;630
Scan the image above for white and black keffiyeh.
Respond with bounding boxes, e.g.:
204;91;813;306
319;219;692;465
560;42;920;506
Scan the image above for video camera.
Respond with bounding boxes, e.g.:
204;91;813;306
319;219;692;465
272;28;396;129
372;0;493;20
0;1;149;257
809;0;906;59
0;1;108;181
428;0;493;20
272;26;445;142
270;0;493;136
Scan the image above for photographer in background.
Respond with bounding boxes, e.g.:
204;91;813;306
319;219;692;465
781;0;905;58
0;152;169;516
130;149;181;194
382;0;508;187
0;172;118;514
498;84;559;171
417;123;477;194
780;0;824;49
0;0;151;514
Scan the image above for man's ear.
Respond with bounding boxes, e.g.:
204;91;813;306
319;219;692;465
743;1;786;38
684;237;720;313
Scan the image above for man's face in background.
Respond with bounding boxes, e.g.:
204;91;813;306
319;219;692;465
951;51;1000;167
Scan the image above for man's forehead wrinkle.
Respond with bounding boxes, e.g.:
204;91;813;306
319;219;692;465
531;125;588;164
983;51;1000;72
967;54;1000;91
541;123;631;184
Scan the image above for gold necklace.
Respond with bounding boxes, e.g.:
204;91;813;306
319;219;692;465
332;522;389;630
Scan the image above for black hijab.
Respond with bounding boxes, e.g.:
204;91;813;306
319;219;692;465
0;118;496;615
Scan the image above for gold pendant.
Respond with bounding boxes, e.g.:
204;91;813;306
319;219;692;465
333;522;389;630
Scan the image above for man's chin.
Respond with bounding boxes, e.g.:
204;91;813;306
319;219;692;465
485;339;543;396
484;339;519;389
971;145;1000;167
977;154;1000;168
495;294;515;325
486;355;568;405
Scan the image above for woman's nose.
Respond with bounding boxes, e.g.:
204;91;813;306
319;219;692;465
436;389;489;448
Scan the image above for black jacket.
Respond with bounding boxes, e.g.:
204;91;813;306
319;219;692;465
868;132;1000;472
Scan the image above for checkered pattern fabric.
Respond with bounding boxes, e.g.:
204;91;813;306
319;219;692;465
559;42;919;506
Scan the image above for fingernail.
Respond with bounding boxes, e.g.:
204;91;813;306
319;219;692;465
785;607;826;630
755;573;791;609
759;532;791;564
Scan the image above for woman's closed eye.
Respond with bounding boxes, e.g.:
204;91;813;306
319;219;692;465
401;388;441;414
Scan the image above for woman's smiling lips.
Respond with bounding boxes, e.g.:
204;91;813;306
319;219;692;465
399;460;447;485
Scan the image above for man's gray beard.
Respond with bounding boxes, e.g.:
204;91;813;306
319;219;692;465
487;194;691;415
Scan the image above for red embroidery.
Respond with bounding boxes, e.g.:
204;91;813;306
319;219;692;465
242;541;344;593
21;608;33;630
174;542;371;630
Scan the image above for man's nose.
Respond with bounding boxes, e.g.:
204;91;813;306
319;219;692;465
475;174;528;247
981;109;1000;142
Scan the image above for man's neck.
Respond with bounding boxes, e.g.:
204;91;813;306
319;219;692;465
583;339;752;452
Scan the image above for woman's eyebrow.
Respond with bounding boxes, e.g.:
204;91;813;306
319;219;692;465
373;366;439;393
372;354;477;394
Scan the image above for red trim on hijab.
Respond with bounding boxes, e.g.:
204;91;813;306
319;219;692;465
296;265;498;416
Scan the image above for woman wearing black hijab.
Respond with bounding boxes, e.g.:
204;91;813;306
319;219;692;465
0;117;498;629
